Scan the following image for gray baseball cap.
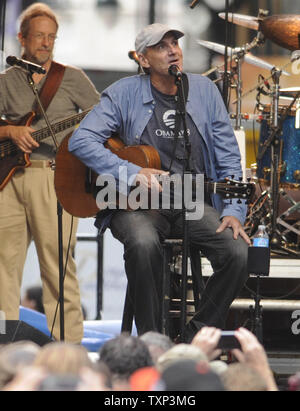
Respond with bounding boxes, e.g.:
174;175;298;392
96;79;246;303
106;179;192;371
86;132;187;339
135;23;184;54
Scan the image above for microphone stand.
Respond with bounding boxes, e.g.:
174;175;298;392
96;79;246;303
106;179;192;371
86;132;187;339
223;0;230;109
269;67;281;247
172;72;193;340
0;0;6;72
26;69;65;341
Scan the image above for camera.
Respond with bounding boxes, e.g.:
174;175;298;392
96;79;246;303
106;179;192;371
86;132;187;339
216;331;241;350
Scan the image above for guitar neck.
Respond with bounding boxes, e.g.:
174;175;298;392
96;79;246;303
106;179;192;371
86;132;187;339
159;175;253;201
31;108;90;144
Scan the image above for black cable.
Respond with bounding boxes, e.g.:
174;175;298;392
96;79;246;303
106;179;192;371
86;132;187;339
50;216;74;340
244;280;300;302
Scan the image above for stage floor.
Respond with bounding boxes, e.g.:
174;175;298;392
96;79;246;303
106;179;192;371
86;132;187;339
201;255;300;279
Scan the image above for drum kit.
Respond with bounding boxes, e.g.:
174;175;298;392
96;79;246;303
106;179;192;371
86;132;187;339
198;10;300;257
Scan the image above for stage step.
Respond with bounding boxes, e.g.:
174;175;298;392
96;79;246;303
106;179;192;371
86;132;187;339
201;256;300;278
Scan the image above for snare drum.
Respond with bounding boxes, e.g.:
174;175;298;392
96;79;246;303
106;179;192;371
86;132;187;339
257;106;300;188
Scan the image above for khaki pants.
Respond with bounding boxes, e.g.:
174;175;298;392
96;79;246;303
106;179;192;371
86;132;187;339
0;161;83;343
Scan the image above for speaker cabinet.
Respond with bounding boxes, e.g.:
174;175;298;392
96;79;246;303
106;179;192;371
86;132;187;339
0;321;52;346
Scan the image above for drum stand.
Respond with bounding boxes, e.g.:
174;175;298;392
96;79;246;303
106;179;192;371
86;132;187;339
277;191;300;252
268;67;282;249
255;69;300;256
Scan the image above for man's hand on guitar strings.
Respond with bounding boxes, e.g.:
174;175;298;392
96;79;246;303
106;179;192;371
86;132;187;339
8;125;39;153
135;168;169;193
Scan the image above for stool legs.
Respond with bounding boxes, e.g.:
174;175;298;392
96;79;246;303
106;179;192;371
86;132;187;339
121;240;203;338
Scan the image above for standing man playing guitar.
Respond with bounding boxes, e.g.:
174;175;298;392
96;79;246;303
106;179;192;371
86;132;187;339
0;3;99;343
69;23;250;341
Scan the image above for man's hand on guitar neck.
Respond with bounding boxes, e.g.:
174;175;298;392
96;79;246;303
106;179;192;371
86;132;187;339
4;125;39;153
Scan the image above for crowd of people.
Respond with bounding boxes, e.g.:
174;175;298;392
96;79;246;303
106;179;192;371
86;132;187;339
0;326;296;391
0;1;295;393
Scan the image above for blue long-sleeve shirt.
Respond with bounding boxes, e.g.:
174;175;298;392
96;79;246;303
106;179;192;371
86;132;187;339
69;73;247;225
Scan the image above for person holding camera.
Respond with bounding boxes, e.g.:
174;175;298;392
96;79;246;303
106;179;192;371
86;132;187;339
191;326;278;391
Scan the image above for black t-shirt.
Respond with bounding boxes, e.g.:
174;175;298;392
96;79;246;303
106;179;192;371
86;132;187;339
141;84;206;176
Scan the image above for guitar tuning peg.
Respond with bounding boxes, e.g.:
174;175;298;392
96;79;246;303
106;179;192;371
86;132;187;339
247;177;251;182
237;199;242;204
231;175;235;179
239;177;242;182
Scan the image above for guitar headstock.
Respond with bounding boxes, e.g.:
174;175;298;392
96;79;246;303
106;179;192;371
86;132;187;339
215;178;256;202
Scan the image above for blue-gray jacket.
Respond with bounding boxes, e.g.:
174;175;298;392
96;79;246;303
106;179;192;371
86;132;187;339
69;73;247;226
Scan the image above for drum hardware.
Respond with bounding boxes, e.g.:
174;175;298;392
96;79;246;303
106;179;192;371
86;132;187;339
229;112;264;122
296;100;300;129
197;27;291;130
245;189;271;237
294;170;300;181
201;10;300;254
262;163;287;179
251;66;300;255
197;30;291;131
280;161;286;176
279;90;300;131
231;59;290;107
250;163;258;183
277;217;300;238
262;167;270;177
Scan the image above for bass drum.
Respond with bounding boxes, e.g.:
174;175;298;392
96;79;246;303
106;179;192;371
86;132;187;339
256;105;300;188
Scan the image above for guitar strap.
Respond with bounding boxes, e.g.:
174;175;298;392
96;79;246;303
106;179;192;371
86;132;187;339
168;73;189;173
34;61;66;115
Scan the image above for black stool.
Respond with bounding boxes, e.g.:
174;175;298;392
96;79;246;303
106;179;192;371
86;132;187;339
121;239;204;338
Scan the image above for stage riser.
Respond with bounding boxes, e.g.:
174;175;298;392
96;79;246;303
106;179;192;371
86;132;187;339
226;305;300;352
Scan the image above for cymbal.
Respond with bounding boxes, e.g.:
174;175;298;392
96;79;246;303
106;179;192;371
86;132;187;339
218;12;260;31
280;87;300;98
219;13;300;51
197;40;290;75
261;15;300;51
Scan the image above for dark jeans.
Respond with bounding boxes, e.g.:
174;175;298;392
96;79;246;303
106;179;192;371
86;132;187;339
110;204;249;340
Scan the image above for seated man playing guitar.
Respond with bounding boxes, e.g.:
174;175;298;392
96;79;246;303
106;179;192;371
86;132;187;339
0;3;99;343
69;23;251;342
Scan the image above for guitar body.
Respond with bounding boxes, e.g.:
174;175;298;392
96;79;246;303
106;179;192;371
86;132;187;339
54;133;254;218
0;112;35;190
54;134;161;218
105;136;161;169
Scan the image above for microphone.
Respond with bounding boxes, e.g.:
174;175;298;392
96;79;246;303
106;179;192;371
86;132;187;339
6;56;46;74
189;0;200;9
259;75;270;90
168;64;182;78
128;50;139;65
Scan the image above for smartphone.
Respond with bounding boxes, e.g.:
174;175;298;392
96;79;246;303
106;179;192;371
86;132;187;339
217;331;241;350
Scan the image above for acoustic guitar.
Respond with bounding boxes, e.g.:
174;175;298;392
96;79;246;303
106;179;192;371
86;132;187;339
0;108;91;190
54;133;255;218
